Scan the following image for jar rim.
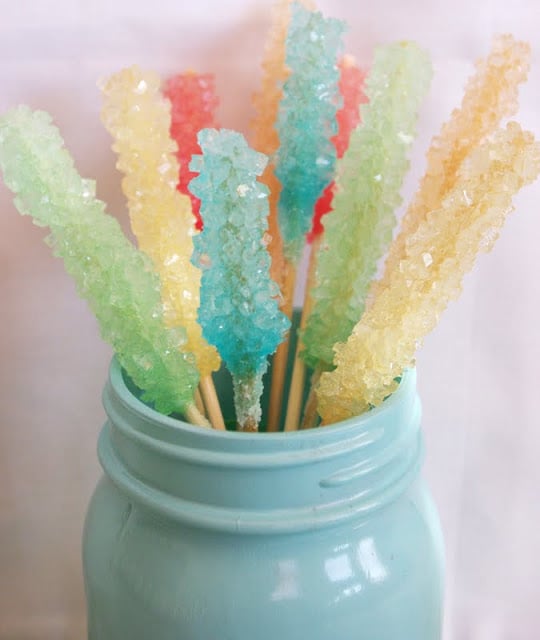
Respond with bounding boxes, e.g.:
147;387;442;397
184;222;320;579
108;356;416;448
99;358;423;532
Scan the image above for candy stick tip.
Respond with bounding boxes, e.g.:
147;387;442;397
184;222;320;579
238;416;258;433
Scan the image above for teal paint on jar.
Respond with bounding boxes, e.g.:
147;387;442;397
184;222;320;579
83;358;444;640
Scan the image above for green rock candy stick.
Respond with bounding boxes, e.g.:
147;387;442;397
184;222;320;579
301;41;432;372
0;106;204;422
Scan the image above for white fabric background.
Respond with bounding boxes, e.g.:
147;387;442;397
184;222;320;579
0;1;539;638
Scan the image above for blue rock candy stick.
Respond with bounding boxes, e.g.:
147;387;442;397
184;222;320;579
190;129;290;431
274;1;346;263
0;106;203;421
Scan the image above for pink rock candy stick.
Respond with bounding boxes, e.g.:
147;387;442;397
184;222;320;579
164;72;219;231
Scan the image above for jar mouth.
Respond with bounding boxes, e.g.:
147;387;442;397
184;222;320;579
108;355;416;450
100;358;423;532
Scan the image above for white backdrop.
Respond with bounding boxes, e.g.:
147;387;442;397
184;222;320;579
1;1;539;638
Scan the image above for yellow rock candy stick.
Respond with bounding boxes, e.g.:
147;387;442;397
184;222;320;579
317;122;540;424
374;34;530;298
100;66;220;379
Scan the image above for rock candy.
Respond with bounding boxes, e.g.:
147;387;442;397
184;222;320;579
251;0;292;289
190;129;290;431
301;41;432;372
375;34;530;297
308;54;367;241
274;1;345;263
0;106;201;418
100;66;220;378
283;55;366;431
317;122;540;424
163;71;219;231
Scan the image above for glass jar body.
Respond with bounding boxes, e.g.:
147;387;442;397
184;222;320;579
83;359;444;640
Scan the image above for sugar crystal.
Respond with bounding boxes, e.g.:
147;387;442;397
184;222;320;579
375;35;530;298
317;122;540;423
274;1;345;263
0;106;200;416
190;129;290;430
100;66;220;378
308;54;368;242
301;41;432;372
163;71;219;230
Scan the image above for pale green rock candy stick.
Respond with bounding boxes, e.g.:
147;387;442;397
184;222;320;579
301;41;432;372
0;106;205;423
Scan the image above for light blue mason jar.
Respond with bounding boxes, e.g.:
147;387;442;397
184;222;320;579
83;357;444;639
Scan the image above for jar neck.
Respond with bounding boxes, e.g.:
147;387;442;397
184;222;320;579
99;358;423;533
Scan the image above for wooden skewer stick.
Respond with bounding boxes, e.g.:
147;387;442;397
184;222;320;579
283;320;307;431
194;387;206;416
267;261;296;432
185;403;212;428
300;367;322;430
283;239;320;431
199;374;226;430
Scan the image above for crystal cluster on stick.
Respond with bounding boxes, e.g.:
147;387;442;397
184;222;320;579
317;122;540;423
283;54;367;431
274;1;345;263
100;66;220;378
309;54;368;241
190;129;290;430
0;107;200;417
251;0;293;287
375;34;530;296
164;71;219;230
301;42;432;372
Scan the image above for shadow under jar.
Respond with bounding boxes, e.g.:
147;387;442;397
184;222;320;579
83;357;444;640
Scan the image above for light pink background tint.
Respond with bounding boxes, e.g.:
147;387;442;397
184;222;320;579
1;1;539;638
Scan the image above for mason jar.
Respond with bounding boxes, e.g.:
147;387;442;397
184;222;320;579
83;357;444;639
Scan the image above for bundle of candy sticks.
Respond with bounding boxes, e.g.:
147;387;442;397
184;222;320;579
0;1;538;432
